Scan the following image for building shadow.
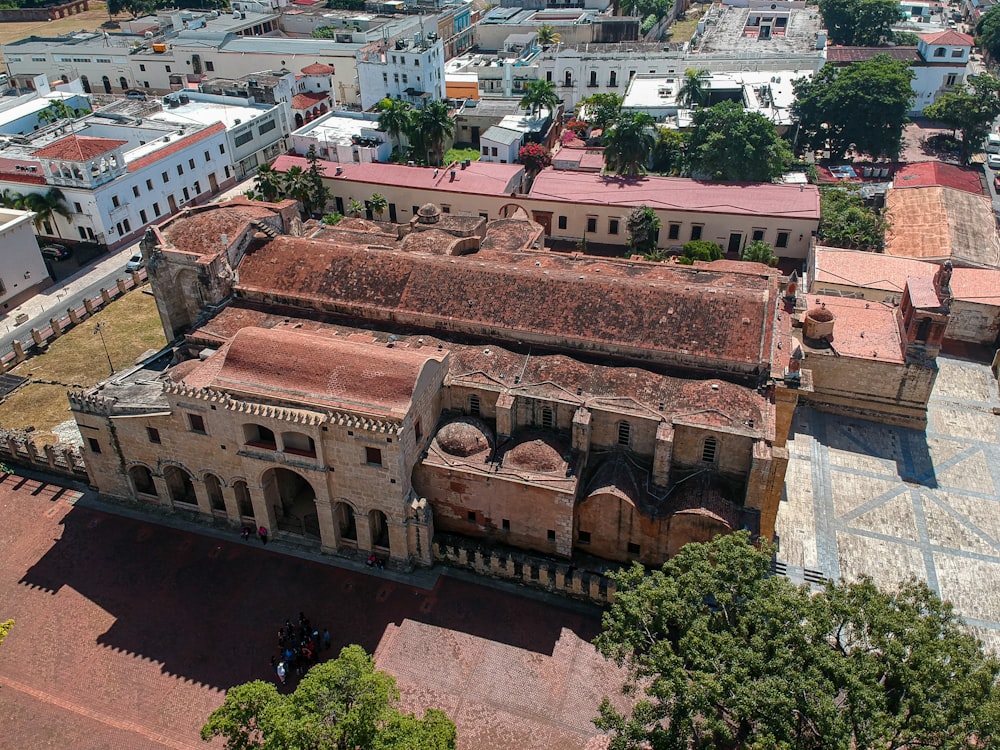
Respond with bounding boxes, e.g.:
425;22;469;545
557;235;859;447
17;501;602;692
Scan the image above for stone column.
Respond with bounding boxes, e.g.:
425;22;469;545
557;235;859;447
354;513;373;553
191;480;214;517
31;328;44;347
151;474;172;508
12;340;25;363
67;307;80;325
100;288;112;305
315;498;340;554
50;318;62;338
84;298;95;315
116;278;128;295
249;483;278;533
495;392;514;438
571;407;591;454
220;484;241;523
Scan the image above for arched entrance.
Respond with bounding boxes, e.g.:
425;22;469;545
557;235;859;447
334;501;357;546
233;480;254;519
102;75;111;94
204;473;226;512
262;468;319;539
369;509;390;550
295;112;304;129
163;465;197;506
81;75;91;94
119;76;128;91
128;465;156;496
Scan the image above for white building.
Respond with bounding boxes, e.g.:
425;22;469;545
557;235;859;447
0;208;49;313
479;125;522;162
288;110;391;163
0;89;92;136
0;115;234;250
356;33;446;111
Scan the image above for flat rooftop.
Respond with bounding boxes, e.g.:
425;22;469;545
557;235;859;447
692;1;825;56
146;99;272;130
291;111;381;146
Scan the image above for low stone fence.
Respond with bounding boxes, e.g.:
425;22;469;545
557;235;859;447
0;429;89;482
0;0;89;21
433;535;617;605
1;270;147;374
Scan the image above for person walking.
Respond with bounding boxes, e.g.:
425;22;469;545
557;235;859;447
240;526;251;541
276;661;287;685
258;526;268;545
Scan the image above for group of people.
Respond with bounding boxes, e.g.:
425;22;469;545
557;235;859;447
270;612;331;686
241;526;269;544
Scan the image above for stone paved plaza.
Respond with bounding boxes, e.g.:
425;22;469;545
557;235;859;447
777;355;1000;652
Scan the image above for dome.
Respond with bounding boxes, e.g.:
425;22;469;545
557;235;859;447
301;62;335;75
506;437;565;473
436;419;493;457
803;304;836;341
416;203;441;224
805;306;834;323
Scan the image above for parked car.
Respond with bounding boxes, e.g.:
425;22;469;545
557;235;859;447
124;252;145;272
988;152;1000;170
124;90;147;101
40;244;71;261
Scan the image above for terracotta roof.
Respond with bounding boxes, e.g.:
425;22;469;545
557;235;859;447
907;276;942;309
0;157;46;185
160;202;283;259
799;295;903;363
128;122;226;172
272;154;525;197
188;326;444;417
893;161;983;194
291;92;329;110
919;30;974;45
528;170;821;221
826;46;920;63
813;246;931;293
186;302;772;438
233;238;778;377
32;135;128;161
951;266;1000;305
884;186;1000;268
301;62;335;75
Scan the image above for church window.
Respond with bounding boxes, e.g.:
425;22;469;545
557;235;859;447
702;436;718;463
617;421;631;446
541;407;553;429
469;394;481;416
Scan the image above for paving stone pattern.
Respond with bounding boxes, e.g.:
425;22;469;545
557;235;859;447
777;356;1000;652
0;476;625;750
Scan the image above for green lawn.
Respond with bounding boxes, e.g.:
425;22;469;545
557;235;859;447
444;146;482;165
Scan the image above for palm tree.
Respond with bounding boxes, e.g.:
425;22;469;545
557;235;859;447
254;163;282;202
0;189;25;209
519;79;560;118
678;69;710;108
536;23;560;47
348;199;364;218
23;188;70;238
281;166;311;210
369;193;387;220
376;98;414;157
412;100;455;167
603;112;656;177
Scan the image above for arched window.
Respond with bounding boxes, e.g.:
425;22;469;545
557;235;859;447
589;70;597;87
282;431;316;458
934;47;946;57
617;421;631;446
469;394;481;416
243;423;276;450
204;473;226;512
702;437;718;463
119;76;128;90
128;465;156;496
541;406;554;429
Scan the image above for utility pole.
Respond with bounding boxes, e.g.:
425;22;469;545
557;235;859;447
94;322;114;376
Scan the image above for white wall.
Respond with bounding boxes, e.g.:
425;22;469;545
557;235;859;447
0;208;47;310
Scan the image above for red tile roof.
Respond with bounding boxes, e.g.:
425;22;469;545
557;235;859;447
952;266;1000;305
893;161;983;194
33;135;128;161
0;157;46;185
160;202;284;259
300;63;335;75
529;170;821;220
195;326;445;417
802;295;904;363
291;92;330;110
127;122;226;172
826;46;920;63
234;238;779;377
907;276;942;309
813;246;930;293
919;30;974;45
273;155;525;197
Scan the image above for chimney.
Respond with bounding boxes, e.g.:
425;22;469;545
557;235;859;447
450;169;457;180
221;233;228;247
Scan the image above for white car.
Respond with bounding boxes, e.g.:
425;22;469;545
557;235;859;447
988;153;1000;170
124;252;144;272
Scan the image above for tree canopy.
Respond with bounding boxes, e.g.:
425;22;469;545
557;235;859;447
818;0;903;46
819;185;888;250
201;645;457;750
626;206;661;255
593;532;1000;750
677;69;709;108
740;239;779;266
519;79;560;118
604;112;656;177
793;56;914;161
687;101;792;181
577;92;623;131
924;73;1000;162
978;5;1000;60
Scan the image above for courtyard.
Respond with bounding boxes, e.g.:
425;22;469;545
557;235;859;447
777;354;1000;652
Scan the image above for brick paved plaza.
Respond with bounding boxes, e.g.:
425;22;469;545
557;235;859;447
777;355;1000;652
0;476;628;749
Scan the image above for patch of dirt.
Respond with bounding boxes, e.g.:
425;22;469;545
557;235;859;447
51;419;83;447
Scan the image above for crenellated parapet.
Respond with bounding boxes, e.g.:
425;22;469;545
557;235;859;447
67;390;117;415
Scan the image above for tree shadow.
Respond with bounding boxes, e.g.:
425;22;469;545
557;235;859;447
17;502;602;692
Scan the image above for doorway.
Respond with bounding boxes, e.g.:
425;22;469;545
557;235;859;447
727;232;743;254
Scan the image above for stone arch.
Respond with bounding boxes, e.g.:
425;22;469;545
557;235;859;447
128;464;157;496
163;464;197;505
232;479;254;518
261;467;319;539
243;422;276;450
497;202;530;220
333;499;358;544
80;75;91;93
281;430;316;457
369;508;390;549
119;76;128;91
295;112;304;128
203;472;226;512
102;75;111;94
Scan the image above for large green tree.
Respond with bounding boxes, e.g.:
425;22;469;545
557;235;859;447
924;73;1000;162
978;5;1000;60
793;56;914;160
376;97;414;156
650;128;688;175
201;645;457;750
687;101;791;181
626;206;661;255
593;532;1000;750
577;92;623;131
819;0;903;46
819;185;888;250
604;112;656;177
519;79;560;118
411;100;455;166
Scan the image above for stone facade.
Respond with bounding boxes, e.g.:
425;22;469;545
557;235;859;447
71;198;809;568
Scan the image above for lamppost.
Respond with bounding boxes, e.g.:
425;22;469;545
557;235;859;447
93;322;114;376
410;497;427;560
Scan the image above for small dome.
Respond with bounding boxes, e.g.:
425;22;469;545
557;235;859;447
506;437;565;473
436;419;493;457
417;203;441;224
301;62;335;75
805;306;834;323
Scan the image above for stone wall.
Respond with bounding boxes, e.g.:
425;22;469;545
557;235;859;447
0;0;89;22
0;429;89;482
